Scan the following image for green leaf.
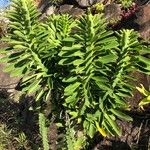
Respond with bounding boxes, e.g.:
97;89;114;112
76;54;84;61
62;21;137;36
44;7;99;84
10;67;26;77
3;63;15;72
116;91;131;97
36;89;44;101
58;58;74;65
112;94;128;107
22;74;36;82
102;120;116;136
62;44;81;51
64;82;81;96
13;45;27;49
0;56;8;63
99;54;118;64
137;56;150;65
73;59;84;66
63;37;75;42
27;80;41;94
13;30;26;40
69;111;78;118
92;76;108;83
110;109;133;121
104;113;121;136
63;77;78;83
22;79;41;94
95;81;112;91
65;92;78;104
88;123;96;138
104;41;119;49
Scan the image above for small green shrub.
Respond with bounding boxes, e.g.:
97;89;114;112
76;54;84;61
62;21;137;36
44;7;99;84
0;0;150;149
0;124;28;150
91;2;104;13
0;124;12;150
117;0;133;8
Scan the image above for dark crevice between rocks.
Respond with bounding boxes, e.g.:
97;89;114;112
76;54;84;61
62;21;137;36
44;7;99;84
63;0;79;6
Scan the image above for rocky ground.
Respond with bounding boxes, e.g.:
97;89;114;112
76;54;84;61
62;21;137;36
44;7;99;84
0;0;150;150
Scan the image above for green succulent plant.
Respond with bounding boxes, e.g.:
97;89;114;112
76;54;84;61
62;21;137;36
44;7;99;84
91;2;104;13
0;0;150;149
117;0;134;8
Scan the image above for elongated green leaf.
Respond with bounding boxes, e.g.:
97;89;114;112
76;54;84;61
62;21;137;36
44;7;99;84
104;113;121;136
110;109;133;121
99;54;118;64
88;123;96;138
92;76;108;83
62;44;81;51
95;81;112;91
36;89;44;101
0;56;8;63
63;77;78;83
3;63;15;72
10;67;26;77
65;92;78;104
64;82;81;96
58;58;74;65
13;45;27;49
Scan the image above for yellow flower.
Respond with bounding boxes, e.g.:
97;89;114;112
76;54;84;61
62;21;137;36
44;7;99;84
95;121;107;137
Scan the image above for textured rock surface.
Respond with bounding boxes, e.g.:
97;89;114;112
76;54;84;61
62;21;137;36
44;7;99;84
136;4;150;42
45;5;55;15
59;4;74;14
104;3;122;24
69;7;85;18
59;4;84;18
76;0;102;7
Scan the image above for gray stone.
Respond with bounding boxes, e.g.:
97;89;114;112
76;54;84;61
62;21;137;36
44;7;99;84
104;3;121;19
69;7;85;18
45;5;55;16
76;0;102;7
135;4;150;42
59;4;73;14
38;0;51;13
104;3;121;24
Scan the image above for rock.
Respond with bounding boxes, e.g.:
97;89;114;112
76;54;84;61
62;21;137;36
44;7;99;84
135;4;150;42
136;0;150;6
0;63;20;93
59;5;84;18
45;5;55;16
37;0;51;13
59;4;73;14
34;0;42;7
69;7;85;18
104;3;122;24
76;0;102;7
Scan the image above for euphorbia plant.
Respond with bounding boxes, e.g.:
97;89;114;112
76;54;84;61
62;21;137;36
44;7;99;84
0;0;150;149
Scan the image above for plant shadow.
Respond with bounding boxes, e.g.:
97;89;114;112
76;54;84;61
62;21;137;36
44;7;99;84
0;89;41;150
